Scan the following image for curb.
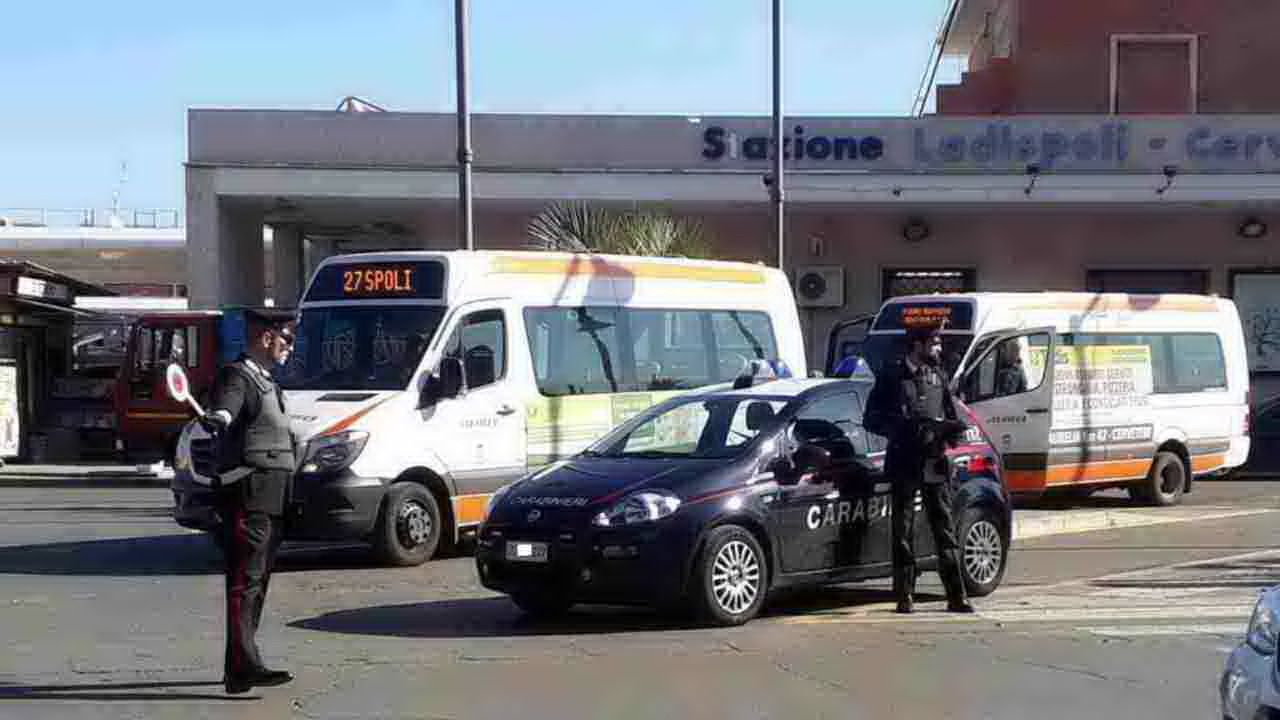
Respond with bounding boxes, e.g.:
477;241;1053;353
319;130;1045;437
0;474;171;488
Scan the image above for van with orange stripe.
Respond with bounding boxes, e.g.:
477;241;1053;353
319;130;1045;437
845;292;1250;505
172;251;805;565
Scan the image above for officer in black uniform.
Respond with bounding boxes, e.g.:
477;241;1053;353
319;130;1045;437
864;323;974;615
195;309;297;694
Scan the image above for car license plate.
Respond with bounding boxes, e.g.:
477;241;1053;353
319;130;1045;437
505;541;549;563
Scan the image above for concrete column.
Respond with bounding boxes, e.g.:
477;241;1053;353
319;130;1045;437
184;168;221;309
304;236;337;282
184;168;266;308
220;206;266;307
271;224;305;306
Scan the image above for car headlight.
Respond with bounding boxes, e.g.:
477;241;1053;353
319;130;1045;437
1247;589;1280;655
301;431;370;473
592;490;681;527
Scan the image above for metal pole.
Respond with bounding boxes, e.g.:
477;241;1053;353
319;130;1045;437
455;0;474;250
771;0;785;271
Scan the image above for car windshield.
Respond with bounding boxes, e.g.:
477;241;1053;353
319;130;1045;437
590;396;789;460
278;306;445;391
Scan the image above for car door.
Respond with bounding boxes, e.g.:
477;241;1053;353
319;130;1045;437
772;391;887;575
955;327;1057;496
427;302;526;521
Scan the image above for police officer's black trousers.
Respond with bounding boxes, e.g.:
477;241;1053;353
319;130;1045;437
218;507;283;680
891;479;968;605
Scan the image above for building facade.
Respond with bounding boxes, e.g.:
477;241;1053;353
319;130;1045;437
170;0;1280;401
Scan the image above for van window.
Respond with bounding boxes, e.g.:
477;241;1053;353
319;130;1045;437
524;307;779;397
1168;334;1227;392
444;310;506;389
526;307;625;396
966;333;1050;402
1058;332;1227;395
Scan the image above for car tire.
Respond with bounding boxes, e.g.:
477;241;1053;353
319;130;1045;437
958;505;1008;598
1130;451;1186;507
692;525;767;626
510;591;574;619
373;483;441;566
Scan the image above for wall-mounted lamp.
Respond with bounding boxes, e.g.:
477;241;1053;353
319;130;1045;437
1239;217;1269;239
902;218;931;243
1024;164;1041;196
1156;165;1178;195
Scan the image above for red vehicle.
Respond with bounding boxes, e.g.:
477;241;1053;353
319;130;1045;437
115;307;289;462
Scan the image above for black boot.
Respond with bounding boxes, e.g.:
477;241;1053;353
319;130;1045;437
897;594;914;614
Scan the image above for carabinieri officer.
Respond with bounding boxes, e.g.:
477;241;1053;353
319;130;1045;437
196;308;297;694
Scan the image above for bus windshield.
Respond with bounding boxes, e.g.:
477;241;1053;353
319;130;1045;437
860;333;974;378
278;306;445;391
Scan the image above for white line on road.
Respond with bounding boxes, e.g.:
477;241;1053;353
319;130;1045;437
1082;623;1245;638
1013;507;1278;541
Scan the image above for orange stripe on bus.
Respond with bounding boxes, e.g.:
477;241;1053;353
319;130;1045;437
1192;453;1227;473
1012;296;1219;313
453;494;490;525
1006;458;1154;493
317;396;393;437
488;255;765;284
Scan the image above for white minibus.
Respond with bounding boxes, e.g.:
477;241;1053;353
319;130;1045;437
174;251;805;564
836;292;1250;505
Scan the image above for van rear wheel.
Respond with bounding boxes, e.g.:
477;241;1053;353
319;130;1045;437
1130;451;1186;507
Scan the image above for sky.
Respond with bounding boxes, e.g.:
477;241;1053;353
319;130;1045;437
0;0;960;214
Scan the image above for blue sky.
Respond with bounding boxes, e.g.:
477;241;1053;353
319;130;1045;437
1;0;958;213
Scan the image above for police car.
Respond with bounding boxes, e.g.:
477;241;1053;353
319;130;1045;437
476;367;1012;626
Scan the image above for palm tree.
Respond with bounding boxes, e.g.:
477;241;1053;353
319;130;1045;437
526;202;717;259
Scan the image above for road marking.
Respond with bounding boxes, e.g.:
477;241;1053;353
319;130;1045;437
1013;507;1278;541
1082;623;1245;638
782;603;1254;626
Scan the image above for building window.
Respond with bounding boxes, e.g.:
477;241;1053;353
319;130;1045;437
1085;269;1209;294
1231;270;1280;374
881;269;976;301
1111;34;1198;114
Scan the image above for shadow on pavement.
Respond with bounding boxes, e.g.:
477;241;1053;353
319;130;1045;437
0;680;253;702
0;534;388;576
290;586;938;639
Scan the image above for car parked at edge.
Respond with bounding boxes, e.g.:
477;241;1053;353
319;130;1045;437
475;374;1012;625
1222;585;1280;719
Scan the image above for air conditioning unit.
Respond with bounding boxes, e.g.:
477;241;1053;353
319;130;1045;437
794;266;844;308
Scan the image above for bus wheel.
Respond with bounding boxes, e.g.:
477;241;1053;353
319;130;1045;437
374;483;441;566
1130;451;1186;507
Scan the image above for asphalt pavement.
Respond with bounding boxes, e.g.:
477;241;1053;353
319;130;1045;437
0;481;1277;719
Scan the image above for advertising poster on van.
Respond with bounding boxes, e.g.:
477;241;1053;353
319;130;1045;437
1030;344;1156;448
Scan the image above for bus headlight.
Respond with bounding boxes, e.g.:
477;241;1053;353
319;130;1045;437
592;490;681;527
302;431;370;473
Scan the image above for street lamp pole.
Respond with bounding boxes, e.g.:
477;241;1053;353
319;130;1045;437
771;0;785;271
455;0;474;251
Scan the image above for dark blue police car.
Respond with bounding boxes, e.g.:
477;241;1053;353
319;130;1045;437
476;375;1011;626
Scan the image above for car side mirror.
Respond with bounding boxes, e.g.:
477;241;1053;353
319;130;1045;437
767;456;799;486
793;443;832;474
419;357;465;408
